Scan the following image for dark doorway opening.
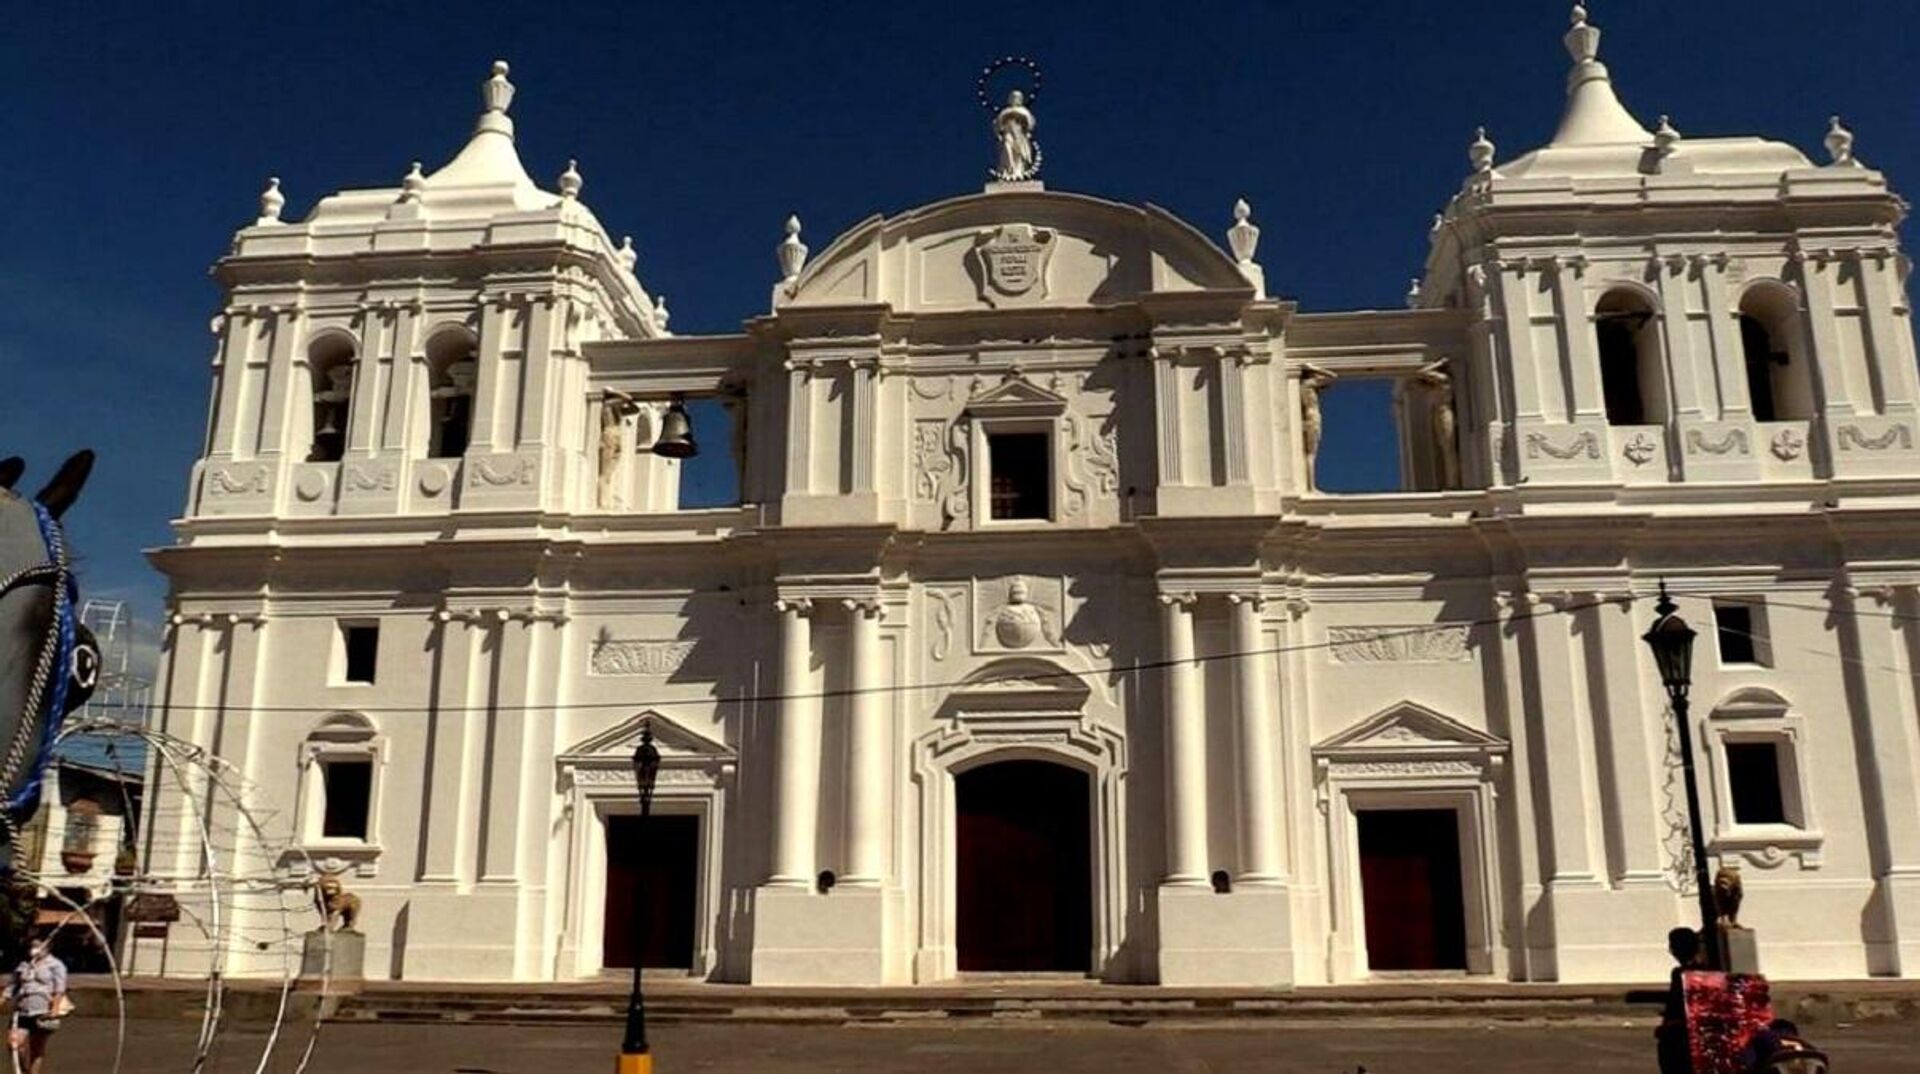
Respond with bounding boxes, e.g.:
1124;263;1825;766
603;813;699;970
956;760;1091;972
1357;808;1468;971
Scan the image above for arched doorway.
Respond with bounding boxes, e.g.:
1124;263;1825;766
955;760;1091;972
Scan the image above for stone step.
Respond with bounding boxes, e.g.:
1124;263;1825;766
71;978;1920;1030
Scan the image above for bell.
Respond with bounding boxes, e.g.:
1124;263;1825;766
652;396;698;459
317;411;341;438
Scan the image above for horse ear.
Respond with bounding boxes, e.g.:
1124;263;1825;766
0;458;21;490
34;450;94;519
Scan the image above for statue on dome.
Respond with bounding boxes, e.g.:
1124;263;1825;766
1298;363;1337;491
992;90;1039;182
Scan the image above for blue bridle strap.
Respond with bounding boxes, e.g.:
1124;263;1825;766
5;501;75;817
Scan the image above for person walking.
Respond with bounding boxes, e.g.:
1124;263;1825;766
7;939;69;1074
1656;927;1703;1074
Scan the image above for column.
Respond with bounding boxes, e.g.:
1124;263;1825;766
1218;351;1250;484
842;598;888;886
255;307;303;458
1699;260;1749;419
1797;254;1859;416
1654;258;1707;419
1520;593;1603;885
345;306;390;455
767;598;818;888
1152;350;1184;485
1229;594;1283;883
849;359;877;494
1551;262;1603;422
419;613;479;883
1842;585;1920;973
1586;595;1666;883
1160;593;1206;886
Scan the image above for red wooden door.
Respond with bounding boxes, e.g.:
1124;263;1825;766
1357;809;1468;971
956;761;1091;972
603;813;699;970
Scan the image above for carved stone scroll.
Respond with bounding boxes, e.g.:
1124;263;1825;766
1327;625;1472;664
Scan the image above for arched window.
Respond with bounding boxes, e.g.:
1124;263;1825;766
307;335;357;462
298;712;383;849
1738;286;1815;422
1594;290;1665;426
423;329;478;459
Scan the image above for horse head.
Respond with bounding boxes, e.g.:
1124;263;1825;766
0;452;100;834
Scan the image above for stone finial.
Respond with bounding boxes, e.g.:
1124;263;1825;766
1570;3;1588;28
616;235;637;274
1406;278;1423;309
1430;212;1445;234
1654;114;1682;157
559;158;583;199
654;293;671;332
257;176;285;224
1227;198;1260;264
777;214;809;282
1469;127;1496;174
484;60;515;116
1827;115;1857;166
400;161;426;202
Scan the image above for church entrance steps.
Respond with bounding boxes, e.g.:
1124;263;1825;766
74;976;1920;1029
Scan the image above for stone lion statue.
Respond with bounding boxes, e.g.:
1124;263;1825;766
313;870;362;933
1713;864;1744;929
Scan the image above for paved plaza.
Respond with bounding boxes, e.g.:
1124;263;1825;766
50;1018;1919;1072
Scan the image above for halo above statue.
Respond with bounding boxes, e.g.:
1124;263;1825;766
978;56;1045;183
976;56;1043;111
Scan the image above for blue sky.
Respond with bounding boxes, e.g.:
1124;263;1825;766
4;1;1916;669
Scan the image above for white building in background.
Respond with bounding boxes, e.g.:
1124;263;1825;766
146;9;1920;986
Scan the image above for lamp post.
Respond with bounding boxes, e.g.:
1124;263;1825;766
1641;582;1722;972
618;726;662;1074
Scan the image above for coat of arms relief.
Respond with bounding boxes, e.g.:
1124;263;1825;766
972;224;1056;307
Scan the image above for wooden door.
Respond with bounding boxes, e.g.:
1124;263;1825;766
603;813;699;970
1357;808;1468;971
956;761;1091;972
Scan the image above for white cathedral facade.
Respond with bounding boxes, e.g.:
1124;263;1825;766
145;9;1920;987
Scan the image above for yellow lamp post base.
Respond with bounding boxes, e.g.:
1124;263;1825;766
615;1051;653;1074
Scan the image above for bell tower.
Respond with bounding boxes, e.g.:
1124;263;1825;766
1420;5;1919;491
189;61;668;522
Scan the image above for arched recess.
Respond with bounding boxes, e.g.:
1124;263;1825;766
303;332;358;462
419;325;479;458
910;656;1125;983
1594;289;1666;426
1738;283;1816;422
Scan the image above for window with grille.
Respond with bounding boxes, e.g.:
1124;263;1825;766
987;432;1050;520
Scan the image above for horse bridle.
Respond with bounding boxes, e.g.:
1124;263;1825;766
0;495;93;833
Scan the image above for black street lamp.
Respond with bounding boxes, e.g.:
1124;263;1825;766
1641;582;1722;972
618;725;663;1074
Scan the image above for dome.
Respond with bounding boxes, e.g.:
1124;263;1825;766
1489;6;1813;181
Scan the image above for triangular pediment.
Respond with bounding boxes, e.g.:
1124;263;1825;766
1315;701;1507;755
558;710;734;767
965;374;1069;415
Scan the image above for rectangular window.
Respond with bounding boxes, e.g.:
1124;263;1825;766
987;432;1050;520
341;623;379;684
1713;600;1766;666
1725;741;1788;826
320;759;374;840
